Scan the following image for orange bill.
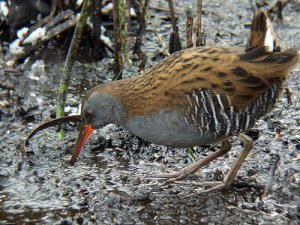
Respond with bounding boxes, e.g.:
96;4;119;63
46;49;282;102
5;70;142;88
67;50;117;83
70;125;94;164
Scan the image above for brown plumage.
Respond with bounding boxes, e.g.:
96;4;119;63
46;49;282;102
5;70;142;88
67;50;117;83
88;46;298;118
70;10;299;193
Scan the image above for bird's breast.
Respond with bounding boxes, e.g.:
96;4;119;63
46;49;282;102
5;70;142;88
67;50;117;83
124;109;227;147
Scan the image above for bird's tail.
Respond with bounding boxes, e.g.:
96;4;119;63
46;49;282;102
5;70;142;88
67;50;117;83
242;10;299;79
246;10;281;52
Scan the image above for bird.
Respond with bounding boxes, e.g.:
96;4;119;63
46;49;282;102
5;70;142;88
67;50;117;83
70;10;299;192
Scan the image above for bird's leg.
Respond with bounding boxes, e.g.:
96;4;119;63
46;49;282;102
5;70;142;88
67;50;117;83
184;133;254;195
146;139;232;184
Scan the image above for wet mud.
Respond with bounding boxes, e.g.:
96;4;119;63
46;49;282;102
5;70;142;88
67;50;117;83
1;0;300;224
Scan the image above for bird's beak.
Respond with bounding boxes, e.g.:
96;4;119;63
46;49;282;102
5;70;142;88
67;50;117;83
70;125;94;164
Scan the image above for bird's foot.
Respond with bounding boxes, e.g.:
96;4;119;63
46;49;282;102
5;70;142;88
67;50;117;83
147;134;253;196
146;167;198;186
179;134;254;196
146;140;232;186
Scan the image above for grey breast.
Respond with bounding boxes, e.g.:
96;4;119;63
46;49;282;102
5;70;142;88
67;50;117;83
125;108;227;147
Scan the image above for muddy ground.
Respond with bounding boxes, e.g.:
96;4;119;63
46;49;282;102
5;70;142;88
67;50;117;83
1;0;300;224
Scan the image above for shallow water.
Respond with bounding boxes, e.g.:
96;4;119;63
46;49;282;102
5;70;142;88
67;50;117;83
1;0;300;224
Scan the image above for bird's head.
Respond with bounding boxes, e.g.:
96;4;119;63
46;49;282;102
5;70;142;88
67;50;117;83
70;90;124;164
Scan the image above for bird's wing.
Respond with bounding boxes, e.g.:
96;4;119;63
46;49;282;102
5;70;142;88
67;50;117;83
161;46;299;110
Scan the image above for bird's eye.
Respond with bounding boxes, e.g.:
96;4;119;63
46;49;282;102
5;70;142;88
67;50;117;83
85;111;93;123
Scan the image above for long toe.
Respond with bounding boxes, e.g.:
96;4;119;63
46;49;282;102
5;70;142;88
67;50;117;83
146;169;189;181
183;182;229;198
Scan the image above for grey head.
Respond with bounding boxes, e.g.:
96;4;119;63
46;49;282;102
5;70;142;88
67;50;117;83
81;92;125;129
70;91;125;164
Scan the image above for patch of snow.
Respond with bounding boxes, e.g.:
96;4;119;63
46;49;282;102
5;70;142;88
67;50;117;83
65;105;80;115
76;0;84;7
6;60;15;67
9;39;24;55
130;8;136;17
78;103;82;113
100;25;112;47
101;2;136;17
23;27;47;45
17;27;29;39
0;1;9;18
100;33;113;47
102;2;113;14
101;25;106;33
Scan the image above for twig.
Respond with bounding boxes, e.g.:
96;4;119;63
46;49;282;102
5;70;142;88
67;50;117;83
56;0;92;139
137;0;170;56
168;0;177;31
119;0;131;65
167;0;181;54
285;88;292;105
44;10;75;30
131;0;147;73
195;0;203;47
186;16;193;48
275;128;281;140
113;0;123;80
45;14;79;39
262;155;280;198
92;0;106;59
249;0;257;13
169;26;181;54
20;0;58;44
7;10;77;66
268;0;288;20
125;0;130;55
142;0;149;22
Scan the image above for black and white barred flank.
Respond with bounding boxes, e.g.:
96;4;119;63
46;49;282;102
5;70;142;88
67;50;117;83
184;81;281;137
